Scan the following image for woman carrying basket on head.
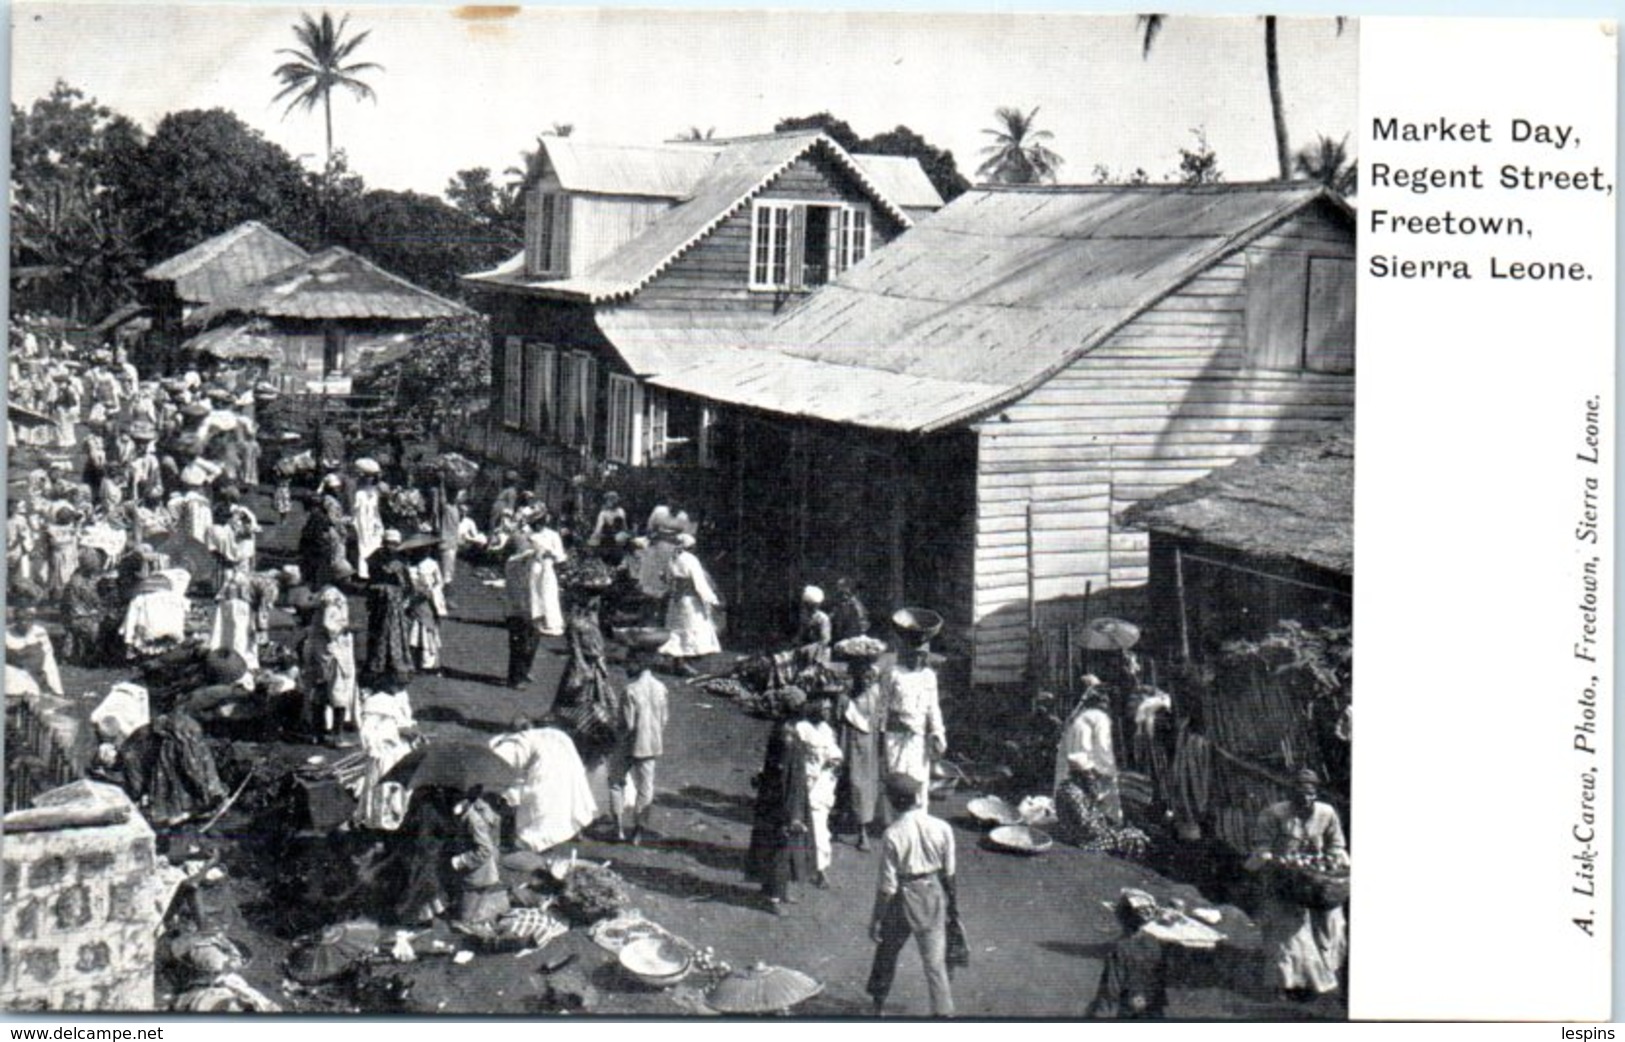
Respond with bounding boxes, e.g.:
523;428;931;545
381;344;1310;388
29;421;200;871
1246;768;1349;1002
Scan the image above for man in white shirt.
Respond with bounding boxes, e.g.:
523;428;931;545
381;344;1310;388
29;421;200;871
1055;675;1122;825
867;773;957;1018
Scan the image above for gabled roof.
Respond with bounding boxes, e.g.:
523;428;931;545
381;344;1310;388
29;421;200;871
1121;422;1354;576
464;131;925;304
540;138;719;198
186;247;473;326
740;182;1353;430
144;221;310;305
849;154;944;211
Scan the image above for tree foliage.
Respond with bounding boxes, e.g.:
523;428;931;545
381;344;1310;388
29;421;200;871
1176;128;1223;185
356;314;493;418
119;108;321;263
10;81;149;318
272;10;382;170
445;167;524;248
327;185;513;298
774;112;969;202
1295;134;1357;197
976;105;1063;185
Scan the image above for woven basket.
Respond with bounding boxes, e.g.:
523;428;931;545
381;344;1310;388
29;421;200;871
1268;862;1350;911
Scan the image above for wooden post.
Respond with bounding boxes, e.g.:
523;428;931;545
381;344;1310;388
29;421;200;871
887;447;906;611
1026;500;1039;686
734;418;746;618
1174;546;1193;662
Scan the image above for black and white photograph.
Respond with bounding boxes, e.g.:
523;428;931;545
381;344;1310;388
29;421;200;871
5;3;1373;1020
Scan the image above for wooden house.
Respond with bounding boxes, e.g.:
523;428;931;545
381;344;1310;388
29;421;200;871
181;246;473;392
459;131;942;471
142;221;310;348
646;183;1356;683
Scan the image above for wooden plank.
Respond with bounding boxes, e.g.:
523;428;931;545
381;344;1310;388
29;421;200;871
976;465;1112;489
977;527;1108;551
978;483;1113;506
1016;383;1354;407
1001;400;1352;423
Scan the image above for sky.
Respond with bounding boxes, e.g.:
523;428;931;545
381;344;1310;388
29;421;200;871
10;3;1358;199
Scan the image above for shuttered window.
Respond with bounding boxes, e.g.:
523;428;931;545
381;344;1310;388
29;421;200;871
1245;250;1357;373
750;201;870;291
502;336;523;427
558;352;597;450
1305;257;1355;373
607;374;643;464
523;342;557;435
527;189;571;276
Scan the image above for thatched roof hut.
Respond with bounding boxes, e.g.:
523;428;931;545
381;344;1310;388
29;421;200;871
1123;420;1353;577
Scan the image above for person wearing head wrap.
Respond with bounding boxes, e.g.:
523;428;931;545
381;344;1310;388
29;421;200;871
879;615;946;809
655;532;721;676
745;693;813;914
587;490;627;553
531;505;567;638
352;461;385;580
838;648;887;851
794;694;843;885
1247;768;1348;1000
44;503;82;597
489;471;521;533
1054;675;1123;827
300;585;358;743
797;585;832;665
363;530;415;690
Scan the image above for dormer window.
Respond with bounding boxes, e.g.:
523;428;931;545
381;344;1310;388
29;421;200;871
750;201;870;291
527;188;571;276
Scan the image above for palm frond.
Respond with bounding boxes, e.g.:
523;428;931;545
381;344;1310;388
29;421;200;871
1137;14;1165;57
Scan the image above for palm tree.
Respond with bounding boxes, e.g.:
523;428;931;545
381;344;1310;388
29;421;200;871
1295;134;1357;196
1138;14;1344;181
273;11;382;176
976;106;1063;185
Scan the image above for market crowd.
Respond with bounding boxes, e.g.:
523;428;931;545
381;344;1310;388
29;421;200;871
5;313;1347;1017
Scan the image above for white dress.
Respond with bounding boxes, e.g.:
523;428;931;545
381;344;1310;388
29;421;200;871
353;487;383;580
795;719;844;872
881;662;946;802
658;550;721;658
533;527;566;637
408;557;448;669
490;727;598;852
121;568;192;654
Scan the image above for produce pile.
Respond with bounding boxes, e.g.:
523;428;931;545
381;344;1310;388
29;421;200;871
1266;852;1350;910
558;556;616;591
555;863;633;925
697;678;816;720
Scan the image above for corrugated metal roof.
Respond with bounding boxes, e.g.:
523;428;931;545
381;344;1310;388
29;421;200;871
144;221;310;304
595;308;775;377
647;347;1003;432
464;132;921;302
542;138;719;198
187;247;474;325
1122;422;1353;575
850;154;944;210
756;183;1351;427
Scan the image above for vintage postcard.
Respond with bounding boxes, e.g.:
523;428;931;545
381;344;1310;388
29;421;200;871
0;4;1612;1024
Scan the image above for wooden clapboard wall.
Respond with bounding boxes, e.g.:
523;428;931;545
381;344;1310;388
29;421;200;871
969;202;1355;685
630;153;905;313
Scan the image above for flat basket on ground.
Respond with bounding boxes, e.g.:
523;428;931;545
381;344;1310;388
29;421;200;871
987;824;1054;855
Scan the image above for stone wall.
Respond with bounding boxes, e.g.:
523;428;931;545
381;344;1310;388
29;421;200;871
0;814;158;1011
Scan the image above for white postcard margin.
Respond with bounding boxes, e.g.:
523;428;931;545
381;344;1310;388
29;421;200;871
1352;16;1616;1022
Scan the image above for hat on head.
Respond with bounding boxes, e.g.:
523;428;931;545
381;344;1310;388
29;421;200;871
1294;768;1321;789
802;585;824;606
355;458;381;477
382;529;403;546
602;491;620;505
